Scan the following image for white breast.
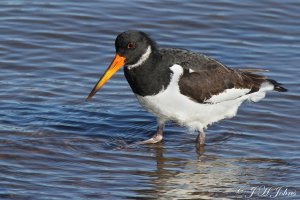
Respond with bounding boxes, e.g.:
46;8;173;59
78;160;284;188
135;64;272;132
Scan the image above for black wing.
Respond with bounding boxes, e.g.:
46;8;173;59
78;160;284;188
160;48;267;103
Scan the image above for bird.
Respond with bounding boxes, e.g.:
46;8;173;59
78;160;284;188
86;30;287;147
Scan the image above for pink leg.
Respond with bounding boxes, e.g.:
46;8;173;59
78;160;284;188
138;120;164;144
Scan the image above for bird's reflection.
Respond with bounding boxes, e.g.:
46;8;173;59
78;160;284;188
130;139;243;199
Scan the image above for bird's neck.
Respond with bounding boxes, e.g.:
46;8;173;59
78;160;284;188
124;52;172;96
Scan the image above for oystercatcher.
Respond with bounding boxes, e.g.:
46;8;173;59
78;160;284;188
86;30;287;146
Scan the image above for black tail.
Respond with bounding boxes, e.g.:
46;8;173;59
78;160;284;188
267;79;288;92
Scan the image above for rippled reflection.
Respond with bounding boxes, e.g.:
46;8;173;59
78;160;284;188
0;0;299;199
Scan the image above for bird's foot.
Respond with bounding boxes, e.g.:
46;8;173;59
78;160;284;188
138;134;163;144
196;131;206;147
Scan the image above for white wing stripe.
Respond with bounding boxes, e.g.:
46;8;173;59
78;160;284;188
205;88;251;103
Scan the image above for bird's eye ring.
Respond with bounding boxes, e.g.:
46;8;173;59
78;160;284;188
127;42;135;49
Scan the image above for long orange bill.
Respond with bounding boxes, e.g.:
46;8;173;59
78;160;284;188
86;54;126;101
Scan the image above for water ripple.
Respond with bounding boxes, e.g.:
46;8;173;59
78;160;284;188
0;0;299;199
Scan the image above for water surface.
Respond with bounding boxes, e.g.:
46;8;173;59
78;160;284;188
0;0;299;199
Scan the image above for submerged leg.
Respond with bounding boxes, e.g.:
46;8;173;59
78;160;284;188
139;120;165;144
196;130;206;147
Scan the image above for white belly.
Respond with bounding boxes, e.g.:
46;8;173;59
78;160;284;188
135;64;272;131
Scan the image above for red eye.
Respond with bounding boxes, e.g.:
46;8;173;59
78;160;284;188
127;42;135;49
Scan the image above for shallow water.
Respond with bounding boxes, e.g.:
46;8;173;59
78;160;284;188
0;0;299;199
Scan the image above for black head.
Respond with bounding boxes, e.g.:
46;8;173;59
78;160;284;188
86;30;158;100
115;30;157;65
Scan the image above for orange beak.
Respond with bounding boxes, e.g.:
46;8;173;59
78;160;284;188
86;54;126;101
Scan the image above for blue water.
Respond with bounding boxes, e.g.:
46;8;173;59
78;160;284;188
0;0;299;199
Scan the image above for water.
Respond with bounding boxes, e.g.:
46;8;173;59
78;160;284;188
0;0;299;199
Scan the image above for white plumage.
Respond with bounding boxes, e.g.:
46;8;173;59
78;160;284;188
87;30;287;146
127;46;152;70
136;64;274;132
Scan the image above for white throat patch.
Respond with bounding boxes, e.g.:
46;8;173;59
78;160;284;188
127;46;152;69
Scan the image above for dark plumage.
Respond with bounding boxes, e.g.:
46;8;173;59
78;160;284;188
159;48;287;103
87;30;287;147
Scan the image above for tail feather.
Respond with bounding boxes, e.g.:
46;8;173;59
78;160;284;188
267;79;288;92
238;68;288;92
